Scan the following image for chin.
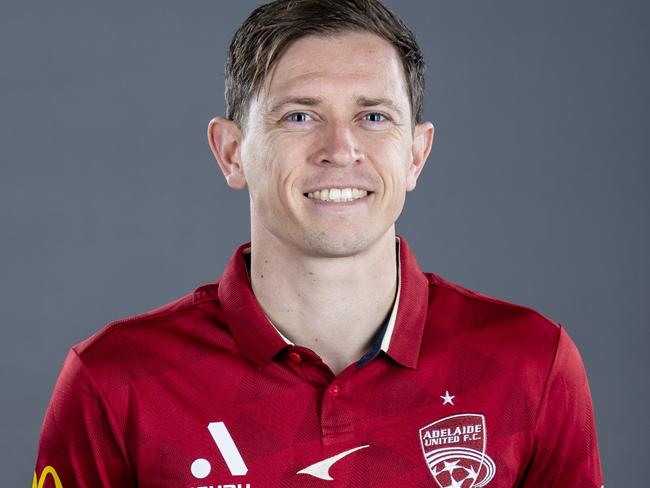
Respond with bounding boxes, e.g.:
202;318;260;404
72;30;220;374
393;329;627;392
297;230;378;258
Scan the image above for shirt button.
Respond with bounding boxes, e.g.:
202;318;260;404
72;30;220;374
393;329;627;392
328;384;340;397
288;351;302;363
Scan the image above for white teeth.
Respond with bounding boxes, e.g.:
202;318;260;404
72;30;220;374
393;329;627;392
306;188;369;202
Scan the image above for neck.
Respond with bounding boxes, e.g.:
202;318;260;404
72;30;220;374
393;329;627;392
248;229;398;375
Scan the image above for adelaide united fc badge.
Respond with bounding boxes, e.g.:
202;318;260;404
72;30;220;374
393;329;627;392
419;413;496;488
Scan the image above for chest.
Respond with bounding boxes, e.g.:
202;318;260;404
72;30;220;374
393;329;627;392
115;355;538;487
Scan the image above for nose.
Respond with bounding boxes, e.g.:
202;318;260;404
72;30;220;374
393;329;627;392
318;121;362;167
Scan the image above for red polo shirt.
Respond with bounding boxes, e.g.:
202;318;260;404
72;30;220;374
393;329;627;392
34;237;603;487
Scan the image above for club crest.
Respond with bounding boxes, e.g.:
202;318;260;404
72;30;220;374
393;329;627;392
419;413;496;488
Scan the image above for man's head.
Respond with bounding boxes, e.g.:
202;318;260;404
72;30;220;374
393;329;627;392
209;0;434;258
225;0;426;132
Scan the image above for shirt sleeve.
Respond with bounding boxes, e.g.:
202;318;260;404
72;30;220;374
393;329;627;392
520;327;604;487
33;348;135;488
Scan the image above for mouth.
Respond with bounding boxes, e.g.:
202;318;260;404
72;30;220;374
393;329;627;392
304;188;372;203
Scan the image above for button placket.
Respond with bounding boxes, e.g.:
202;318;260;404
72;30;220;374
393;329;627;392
320;380;357;442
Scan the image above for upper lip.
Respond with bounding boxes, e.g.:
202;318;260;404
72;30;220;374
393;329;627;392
302;185;373;195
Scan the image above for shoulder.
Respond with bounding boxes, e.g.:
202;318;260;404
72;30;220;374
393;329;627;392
422;271;564;364
418;272;587;418
68;282;231;385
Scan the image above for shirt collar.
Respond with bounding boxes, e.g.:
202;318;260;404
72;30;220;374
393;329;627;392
216;235;429;369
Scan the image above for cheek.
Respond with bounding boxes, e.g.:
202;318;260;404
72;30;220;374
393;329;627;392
243;136;304;204
369;142;412;192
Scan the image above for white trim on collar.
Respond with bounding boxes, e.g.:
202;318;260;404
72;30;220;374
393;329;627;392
380;237;401;353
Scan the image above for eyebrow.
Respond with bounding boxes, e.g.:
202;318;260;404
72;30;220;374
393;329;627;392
356;97;404;118
267;95;404;118
267;96;322;115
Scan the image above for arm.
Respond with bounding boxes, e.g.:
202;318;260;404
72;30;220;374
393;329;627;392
33;349;136;487
519;327;604;487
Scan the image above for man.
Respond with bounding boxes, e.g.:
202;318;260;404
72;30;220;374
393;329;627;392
34;1;603;487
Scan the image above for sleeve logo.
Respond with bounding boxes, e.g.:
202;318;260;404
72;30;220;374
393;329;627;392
419;413;496;488
33;466;63;488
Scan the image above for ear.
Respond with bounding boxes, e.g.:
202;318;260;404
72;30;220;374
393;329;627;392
207;116;247;190
406;121;435;191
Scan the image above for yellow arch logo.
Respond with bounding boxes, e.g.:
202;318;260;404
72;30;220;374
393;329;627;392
32;466;63;488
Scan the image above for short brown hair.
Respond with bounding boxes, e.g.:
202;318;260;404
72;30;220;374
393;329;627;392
225;0;425;130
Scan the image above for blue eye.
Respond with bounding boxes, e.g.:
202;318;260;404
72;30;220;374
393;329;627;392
364;113;387;122
286;113;311;123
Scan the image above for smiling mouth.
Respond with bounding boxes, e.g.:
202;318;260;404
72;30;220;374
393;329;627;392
304;188;371;203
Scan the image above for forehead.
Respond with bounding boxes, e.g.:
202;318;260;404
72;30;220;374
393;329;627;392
258;31;409;108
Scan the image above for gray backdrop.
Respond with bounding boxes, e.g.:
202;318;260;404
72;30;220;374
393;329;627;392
1;1;648;485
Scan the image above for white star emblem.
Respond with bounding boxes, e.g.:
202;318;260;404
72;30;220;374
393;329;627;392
440;390;455;405
448;478;464;488
442;459;460;474
465;465;479;479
